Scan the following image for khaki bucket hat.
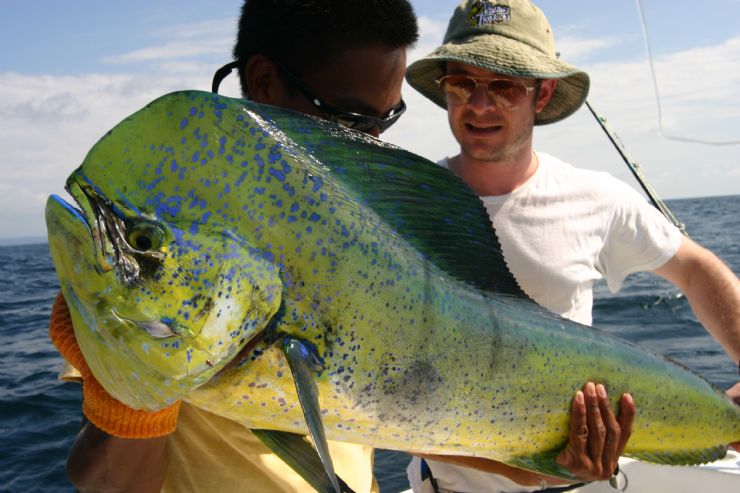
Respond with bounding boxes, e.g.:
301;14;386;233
406;0;589;125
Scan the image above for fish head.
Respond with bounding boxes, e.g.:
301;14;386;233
45;96;285;410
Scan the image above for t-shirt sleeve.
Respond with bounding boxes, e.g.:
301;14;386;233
598;181;683;293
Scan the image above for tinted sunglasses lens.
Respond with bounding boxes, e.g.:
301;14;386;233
439;76;530;109
334;103;404;134
486;80;528;109
334;115;377;133
440;76;476;105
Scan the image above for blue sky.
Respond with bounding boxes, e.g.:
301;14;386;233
1;0;739;238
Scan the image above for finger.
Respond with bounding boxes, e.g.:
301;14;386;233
597;384;621;480
570;389;589;457
584;382;606;477
616;393;635;456
556;390;588;470
726;382;740;405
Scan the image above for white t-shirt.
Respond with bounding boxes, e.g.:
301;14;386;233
447;151;681;326
408;151;683;493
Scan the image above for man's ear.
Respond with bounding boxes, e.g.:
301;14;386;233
244;54;286;104
535;79;557;114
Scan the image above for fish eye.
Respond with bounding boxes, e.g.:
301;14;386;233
125;221;165;252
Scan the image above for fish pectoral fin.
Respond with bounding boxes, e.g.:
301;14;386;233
282;336;345;493
507;448;581;482
251;429;355;493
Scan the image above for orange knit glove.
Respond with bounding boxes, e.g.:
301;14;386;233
49;292;181;438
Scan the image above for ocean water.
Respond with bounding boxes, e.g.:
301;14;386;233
1;195;738;493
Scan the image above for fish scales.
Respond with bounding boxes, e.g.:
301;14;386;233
45;91;740;479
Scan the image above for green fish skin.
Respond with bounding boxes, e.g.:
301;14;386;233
45;91;740;479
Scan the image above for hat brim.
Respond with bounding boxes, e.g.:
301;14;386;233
406;34;589;125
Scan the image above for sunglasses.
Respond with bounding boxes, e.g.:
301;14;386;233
435;74;536;110
211;61;406;134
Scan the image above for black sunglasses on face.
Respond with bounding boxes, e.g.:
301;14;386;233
211;61;406;134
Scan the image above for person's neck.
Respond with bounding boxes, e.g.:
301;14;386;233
448;146;538;197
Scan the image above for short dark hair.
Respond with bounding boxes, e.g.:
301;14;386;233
233;0;418;95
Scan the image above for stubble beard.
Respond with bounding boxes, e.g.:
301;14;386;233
457;104;537;164
462;127;530;163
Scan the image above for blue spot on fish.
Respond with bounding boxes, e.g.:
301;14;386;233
269;168;286;181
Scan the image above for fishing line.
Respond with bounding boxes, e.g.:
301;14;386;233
635;0;740;146
584;100;688;237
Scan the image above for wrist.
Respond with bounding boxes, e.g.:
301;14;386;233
82;375;181;439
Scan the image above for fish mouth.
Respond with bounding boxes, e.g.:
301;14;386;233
65;173;117;273
65;172;164;284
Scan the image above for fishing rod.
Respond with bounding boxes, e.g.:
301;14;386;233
584;100;688;237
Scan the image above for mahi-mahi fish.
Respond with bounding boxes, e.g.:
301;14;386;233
46;90;740;488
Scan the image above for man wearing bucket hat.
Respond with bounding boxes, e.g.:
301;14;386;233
405;0;740;492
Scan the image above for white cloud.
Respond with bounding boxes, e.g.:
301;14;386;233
0;69;215;237
407;16;447;63
103;19;234;64
104;40;230;64
556;34;623;62
584;35;740;143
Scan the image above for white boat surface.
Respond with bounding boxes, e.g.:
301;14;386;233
397;449;740;492
573;450;740;492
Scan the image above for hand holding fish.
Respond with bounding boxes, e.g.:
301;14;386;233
556;383;635;482
416;382;635;487
50;293;174;491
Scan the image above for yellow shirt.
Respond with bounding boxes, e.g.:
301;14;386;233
60;362;379;493
164;402;379;493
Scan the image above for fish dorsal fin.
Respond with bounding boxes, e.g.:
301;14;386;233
104;90;529;298
246;96;528;298
281;336;344;493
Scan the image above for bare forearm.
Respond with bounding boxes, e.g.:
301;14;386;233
68;420;168;493
685;263;740;361
655;238;740;361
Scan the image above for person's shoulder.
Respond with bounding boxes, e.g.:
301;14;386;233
538;152;636;196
